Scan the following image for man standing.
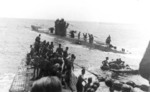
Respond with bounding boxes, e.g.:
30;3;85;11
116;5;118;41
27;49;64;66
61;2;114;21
56;44;63;57
106;35;111;45
76;69;87;92
78;32;81;40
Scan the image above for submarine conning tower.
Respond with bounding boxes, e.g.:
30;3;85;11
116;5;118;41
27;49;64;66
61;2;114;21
55;18;69;37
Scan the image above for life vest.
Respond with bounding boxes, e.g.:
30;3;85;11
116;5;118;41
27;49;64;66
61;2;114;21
122;84;132;92
112;81;122;91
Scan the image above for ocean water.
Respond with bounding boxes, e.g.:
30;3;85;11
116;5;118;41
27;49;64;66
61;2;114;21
0;18;149;92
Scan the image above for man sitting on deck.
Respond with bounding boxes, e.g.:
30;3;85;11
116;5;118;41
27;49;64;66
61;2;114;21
102;57;109;67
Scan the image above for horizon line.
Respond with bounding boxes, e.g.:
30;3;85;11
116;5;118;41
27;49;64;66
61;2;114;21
0;17;137;25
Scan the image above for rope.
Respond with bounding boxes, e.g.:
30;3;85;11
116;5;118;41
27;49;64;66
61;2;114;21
73;62;99;77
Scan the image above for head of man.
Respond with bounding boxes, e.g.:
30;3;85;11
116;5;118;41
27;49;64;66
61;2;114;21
66;47;69;51
31;76;62;92
30;45;32;48
91;84;98;91
82;68;85;75
71;54;76;60
106;57;109;60
59;44;61;48
88;77;92;84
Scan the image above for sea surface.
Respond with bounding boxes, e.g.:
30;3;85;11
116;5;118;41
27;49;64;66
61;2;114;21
0;18;149;92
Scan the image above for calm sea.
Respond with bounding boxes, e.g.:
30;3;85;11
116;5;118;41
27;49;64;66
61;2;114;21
0;18;148;92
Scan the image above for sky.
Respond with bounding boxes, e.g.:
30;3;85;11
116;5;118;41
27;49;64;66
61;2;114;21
0;0;149;24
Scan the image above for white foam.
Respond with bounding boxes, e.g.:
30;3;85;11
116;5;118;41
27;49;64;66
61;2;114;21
0;73;15;92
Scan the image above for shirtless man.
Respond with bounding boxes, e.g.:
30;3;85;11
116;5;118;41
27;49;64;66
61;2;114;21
63;47;69;59
56;44;63;57
76;69;87;92
102;57;109;67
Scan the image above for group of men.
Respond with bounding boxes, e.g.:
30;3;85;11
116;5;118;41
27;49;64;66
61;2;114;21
55;18;69;36
101;57;130;70
77;32;94;44
82;33;94;44
27;34;76;90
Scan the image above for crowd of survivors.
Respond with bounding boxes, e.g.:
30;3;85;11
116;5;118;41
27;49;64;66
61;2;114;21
27;34;75;86
26;34;100;92
27;34;148;92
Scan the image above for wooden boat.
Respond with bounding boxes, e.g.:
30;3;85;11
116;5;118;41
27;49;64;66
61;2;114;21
101;64;139;75
101;65;110;71
100;60;139;74
110;69;139;75
31;25;128;54
9;58;77;92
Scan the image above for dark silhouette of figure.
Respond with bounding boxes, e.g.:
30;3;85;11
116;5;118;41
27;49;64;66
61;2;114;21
106;35;111;45
63;47;69;59
78;32;81;40
76;69;86;92
49;27;54;33
84;77;92;92
56;44;63;57
70;30;76;38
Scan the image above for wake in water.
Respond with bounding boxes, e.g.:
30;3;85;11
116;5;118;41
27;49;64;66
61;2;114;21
0;73;15;92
